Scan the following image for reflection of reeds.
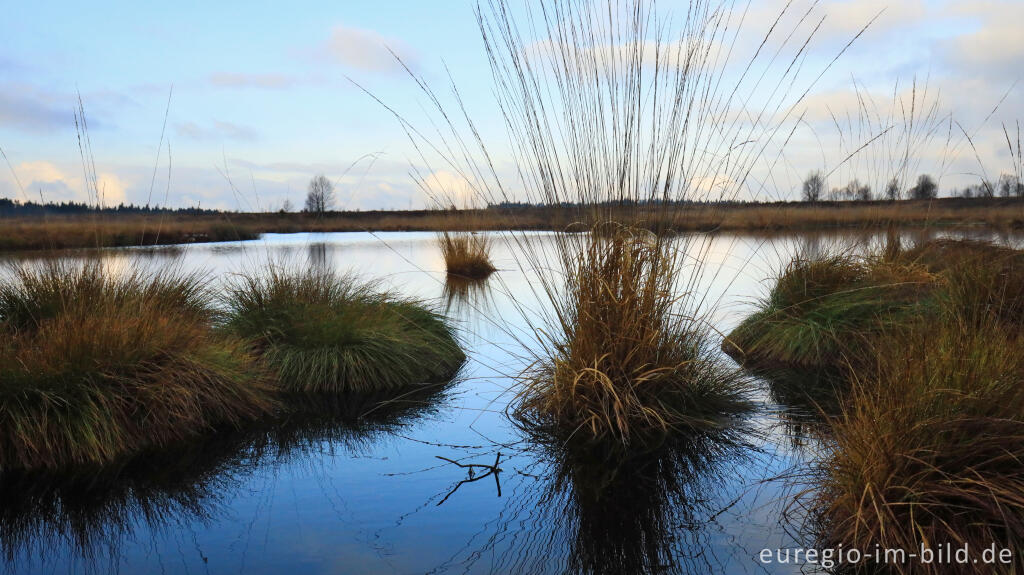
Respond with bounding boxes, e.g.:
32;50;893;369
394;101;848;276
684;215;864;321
549;431;750;575
222;263;466;393
0;381;455;568
442;273;494;315
434;427;753;575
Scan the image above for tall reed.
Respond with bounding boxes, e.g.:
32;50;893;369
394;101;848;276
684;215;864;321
373;0;866;447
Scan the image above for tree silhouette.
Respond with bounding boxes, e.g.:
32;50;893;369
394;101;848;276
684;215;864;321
304;174;335;214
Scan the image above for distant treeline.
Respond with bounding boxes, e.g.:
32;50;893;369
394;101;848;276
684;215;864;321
0;198;224;218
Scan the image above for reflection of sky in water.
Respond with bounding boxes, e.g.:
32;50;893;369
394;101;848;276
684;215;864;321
1;228;1021;574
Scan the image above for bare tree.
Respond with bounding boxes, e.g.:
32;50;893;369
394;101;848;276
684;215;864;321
304;174;335;214
837;179;871;201
280;199;294;213
801;171;824;202
997;173;1023;198
884;178;901;201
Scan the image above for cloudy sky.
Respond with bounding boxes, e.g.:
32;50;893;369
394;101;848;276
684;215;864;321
0;0;1021;210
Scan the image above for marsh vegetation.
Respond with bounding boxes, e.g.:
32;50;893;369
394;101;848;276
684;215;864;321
2;0;1024;573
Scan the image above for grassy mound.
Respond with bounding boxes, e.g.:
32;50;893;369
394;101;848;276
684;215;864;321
0;262;273;472
513;228;751;447
738;239;1024;572
222;265;465;393
724;238;1021;370
438;231;496;279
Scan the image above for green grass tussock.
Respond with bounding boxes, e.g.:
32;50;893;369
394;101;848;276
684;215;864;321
724;238;1024;370
513;228;751;447
725;252;934;369
222;265;465;393
0;261;274;472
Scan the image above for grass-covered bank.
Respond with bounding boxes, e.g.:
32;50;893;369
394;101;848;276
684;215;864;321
0;216;258;252
724;238;1024;370
221;265;465;394
2;197;1023;253
0;261;465;472
726;238;1024;573
0;262;274;471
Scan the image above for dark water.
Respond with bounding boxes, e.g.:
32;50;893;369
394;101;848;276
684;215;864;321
1;228;1020;574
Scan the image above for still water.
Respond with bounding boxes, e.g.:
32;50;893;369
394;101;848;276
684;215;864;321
1;228;1019;574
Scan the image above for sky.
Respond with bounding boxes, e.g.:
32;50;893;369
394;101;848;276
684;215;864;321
0;0;1021;210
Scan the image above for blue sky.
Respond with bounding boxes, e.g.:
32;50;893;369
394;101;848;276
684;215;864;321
1;0;1021;210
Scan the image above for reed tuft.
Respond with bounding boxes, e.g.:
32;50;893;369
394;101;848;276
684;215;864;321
438;231;496;279
514;227;750;446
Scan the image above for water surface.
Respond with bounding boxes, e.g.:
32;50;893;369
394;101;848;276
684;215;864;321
2;228;1020;574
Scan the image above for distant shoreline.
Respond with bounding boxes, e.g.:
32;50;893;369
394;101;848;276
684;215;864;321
1;197;1022;252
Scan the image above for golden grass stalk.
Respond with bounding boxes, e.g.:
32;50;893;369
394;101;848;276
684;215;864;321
438;231;496;279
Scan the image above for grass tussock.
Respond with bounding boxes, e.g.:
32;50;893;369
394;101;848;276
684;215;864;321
513;228;751;447
725;238;1023;370
811;319;1024;574
222;265;465;393
735;238;1024;572
438;231;496;279
0;261;274;472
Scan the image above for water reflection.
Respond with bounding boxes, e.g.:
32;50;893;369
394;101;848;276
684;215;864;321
755;367;847;451
428;429;767;575
0;382;455;572
307;241;329;270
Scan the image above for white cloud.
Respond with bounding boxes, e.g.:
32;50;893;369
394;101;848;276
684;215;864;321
176;120;258;142
320;24;416;72
208;72;297;89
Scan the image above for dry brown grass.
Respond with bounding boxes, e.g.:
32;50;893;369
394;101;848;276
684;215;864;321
0;261;275;471
513;227;750;447
745;240;1024;573
810;320;1024;574
0;215;257;251
438;231;496;279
